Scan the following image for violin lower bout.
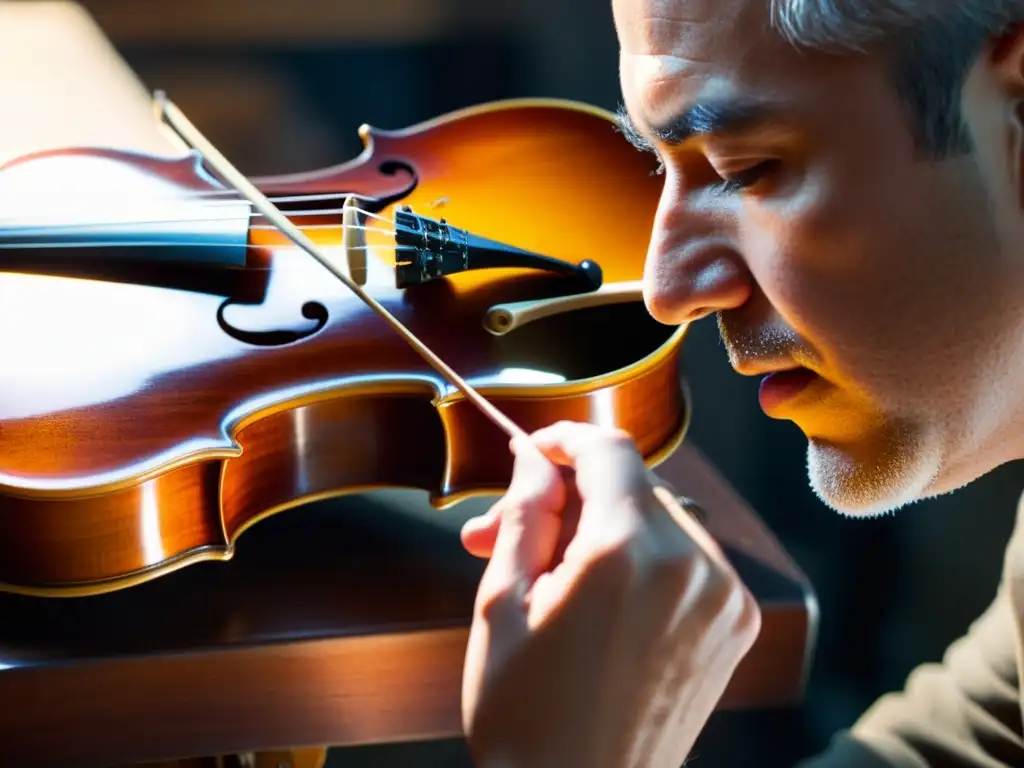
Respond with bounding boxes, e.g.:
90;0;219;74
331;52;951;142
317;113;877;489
0;340;688;596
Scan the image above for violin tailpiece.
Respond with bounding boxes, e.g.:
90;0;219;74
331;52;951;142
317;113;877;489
392;205;602;291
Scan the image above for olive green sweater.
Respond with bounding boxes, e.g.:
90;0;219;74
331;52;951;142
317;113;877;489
799;496;1024;766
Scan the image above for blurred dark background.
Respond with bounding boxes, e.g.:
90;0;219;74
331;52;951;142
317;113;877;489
70;0;1024;764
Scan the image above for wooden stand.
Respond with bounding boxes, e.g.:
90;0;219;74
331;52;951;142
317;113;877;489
0;4;817;765
0;442;816;767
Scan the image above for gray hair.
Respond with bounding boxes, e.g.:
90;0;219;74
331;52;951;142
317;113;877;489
769;2;1024;157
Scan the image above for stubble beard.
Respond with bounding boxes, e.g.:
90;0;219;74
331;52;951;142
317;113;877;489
804;419;943;519
715;312;947;516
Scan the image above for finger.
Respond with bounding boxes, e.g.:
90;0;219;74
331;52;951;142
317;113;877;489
526;421;641;468
460;503;502;558
462;498;583;566
521;423;682;507
473;444;566;611
460;435;577;559
525;421;649;507
458;439;552;559
461;425;639;560
460;471;579;561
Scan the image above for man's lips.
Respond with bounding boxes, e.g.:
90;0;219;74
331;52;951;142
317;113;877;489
757;368;820;411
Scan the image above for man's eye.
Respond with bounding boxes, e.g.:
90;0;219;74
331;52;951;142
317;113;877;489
710;160;778;194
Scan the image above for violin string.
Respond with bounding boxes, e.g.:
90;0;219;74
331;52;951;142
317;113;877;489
156;91;530;443
0;240;418;265
0;180;395;214
0;210;395;233
30;185;401;213
0;176;401;227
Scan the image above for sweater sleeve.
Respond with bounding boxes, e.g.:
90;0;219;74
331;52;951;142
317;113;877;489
797;571;1024;766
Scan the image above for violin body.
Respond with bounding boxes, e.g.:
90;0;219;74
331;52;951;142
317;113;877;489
0;99;688;596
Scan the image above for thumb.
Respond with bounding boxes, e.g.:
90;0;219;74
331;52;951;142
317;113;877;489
460;504;501;558
474;441;565;619
460;437;561;559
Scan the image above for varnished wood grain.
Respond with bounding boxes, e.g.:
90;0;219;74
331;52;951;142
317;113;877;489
0;462;225;587
0;99;687;595
0;443;817;767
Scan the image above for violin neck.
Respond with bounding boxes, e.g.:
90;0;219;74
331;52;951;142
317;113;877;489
0;147;257;268
0;197;253;268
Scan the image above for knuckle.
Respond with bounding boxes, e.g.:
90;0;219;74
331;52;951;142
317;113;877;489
542;420;634;445
647;544;716;601
709;573;762;639
651;545;702;586
581;532;642;583
702;563;742;609
511;494;550;520
504;470;556;506
641;535;745;606
596;519;762;641
536;420;581;440
736;585;763;635
585;521;691;586
578;530;761;643
592;536;640;574
474;580;522;623
601;426;637;450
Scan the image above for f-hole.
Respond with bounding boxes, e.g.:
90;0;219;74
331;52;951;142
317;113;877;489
363;160;419;212
216;298;329;346
213;158;416;347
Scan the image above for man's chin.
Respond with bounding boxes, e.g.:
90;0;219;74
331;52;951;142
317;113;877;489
804;432;940;519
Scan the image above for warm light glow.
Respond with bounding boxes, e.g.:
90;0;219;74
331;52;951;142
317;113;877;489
589;387;618;427
0;150;250;254
0;272;246;420
140;479;166;566
486;367;566;385
0;248;369;422
293;406;312;494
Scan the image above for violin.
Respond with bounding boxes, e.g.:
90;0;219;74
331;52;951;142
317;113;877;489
0;95;688;597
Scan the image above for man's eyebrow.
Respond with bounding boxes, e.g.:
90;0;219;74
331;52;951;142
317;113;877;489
615;98;775;150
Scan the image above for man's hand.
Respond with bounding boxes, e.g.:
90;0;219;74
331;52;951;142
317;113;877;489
459;422;761;768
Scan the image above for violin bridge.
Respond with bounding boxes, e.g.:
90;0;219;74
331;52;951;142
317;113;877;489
340;195;368;286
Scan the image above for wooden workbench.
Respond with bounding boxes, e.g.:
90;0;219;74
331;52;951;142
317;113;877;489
0;442;816;767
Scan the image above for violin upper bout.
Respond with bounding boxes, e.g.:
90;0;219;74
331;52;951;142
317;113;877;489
0;145;236;210
164;148;235;191
245;126;419;207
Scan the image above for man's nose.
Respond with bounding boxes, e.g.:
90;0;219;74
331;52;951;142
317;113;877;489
641;202;752;326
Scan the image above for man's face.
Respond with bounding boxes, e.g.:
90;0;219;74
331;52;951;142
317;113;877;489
614;0;1024;516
